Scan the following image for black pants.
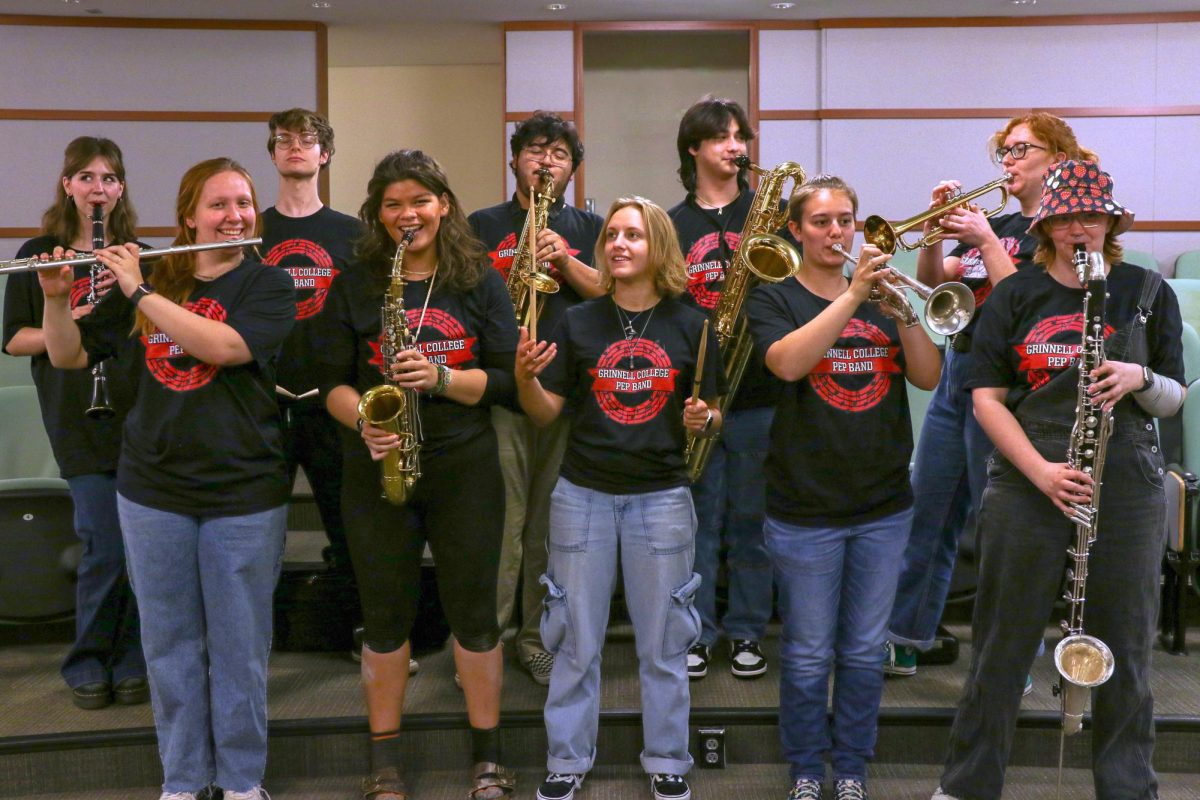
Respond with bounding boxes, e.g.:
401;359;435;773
282;401;349;568
940;417;1165;800
342;428;504;654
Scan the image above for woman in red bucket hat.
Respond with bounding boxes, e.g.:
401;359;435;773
931;160;1186;800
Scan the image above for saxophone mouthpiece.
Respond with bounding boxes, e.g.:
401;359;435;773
733;155;751;169
401;229;416;245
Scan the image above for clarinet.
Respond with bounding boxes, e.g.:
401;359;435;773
1051;244;1116;795
85;204;115;420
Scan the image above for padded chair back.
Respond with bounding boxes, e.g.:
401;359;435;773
907;380;933;454
0;385;60;481
1181;322;1200;386
0;276;32;388
1123;249;1159;272
1167;278;1200;333
1174;250;1200;280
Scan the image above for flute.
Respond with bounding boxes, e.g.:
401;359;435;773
0;238;262;275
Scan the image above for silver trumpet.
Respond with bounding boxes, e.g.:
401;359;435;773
0;239;262;275
832;244;975;336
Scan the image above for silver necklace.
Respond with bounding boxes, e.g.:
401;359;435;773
694;189;740;216
614;300;658;370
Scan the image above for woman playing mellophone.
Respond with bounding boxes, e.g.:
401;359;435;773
315;149;519;800
37;157;296;800
516;196;721;800
932;161;1185;800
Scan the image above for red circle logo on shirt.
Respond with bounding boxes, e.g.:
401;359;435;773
808;318;901;413
684;231;740;310
588;338;680;426
142;297;225;392
1015;313;1115;391
262;239;339;321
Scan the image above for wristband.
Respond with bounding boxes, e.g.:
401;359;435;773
430;363;452;396
130;282;154;306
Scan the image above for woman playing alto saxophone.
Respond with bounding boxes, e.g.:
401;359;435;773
933;161;1185;800
316;150;519;800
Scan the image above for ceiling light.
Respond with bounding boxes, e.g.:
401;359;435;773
1011;0;1037;4
546;3;567;10
311;1;331;7
771;2;796;8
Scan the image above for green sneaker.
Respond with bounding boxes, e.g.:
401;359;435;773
883;641;917;676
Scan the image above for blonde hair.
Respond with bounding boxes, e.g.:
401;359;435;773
594;196;688;297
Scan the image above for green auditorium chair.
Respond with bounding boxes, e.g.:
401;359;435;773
1161;378;1199;655
0;384;76;623
1174;250;1200;280
0;276;35;387
1167;278;1200;332
1123;248;1159;272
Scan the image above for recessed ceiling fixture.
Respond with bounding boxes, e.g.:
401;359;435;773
771;2;796;8
546;3;567;11
61;0;81;4
1011;0;1037;5
311;1;331;8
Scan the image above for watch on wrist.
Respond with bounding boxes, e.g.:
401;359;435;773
130;282;155;306
1137;365;1154;392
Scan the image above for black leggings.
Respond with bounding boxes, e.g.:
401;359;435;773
342;428;505;653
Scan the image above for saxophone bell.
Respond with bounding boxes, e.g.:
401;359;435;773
1054;634;1115;736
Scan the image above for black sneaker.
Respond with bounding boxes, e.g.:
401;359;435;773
650;773;691;800
729;640;767;679
537;772;584;800
686;644;710;680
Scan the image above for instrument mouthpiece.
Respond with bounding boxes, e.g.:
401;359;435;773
401;229;416;245
733;155;751;169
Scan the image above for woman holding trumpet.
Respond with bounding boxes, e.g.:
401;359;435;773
37;157;296;800
316;150;519;800
2;136;147;711
886;112;1096;676
745;176;940;800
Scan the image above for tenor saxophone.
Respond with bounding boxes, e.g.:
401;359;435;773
1053;245;1116;735
685;156;805;481
508;166;561;329
358;231;423;505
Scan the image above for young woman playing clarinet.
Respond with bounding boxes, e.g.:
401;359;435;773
2;136;146;711
745;176;941;800
932;162;1184;800
315;149;518;800
38;157;296;800
516;196;721;800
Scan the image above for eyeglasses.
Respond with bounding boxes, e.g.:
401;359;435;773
272;133;320;150
993;142;1048;163
1046;211;1108;230
523;144;573;166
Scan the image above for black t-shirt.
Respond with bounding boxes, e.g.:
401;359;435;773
467;195;604;340
79;259;296;515
669;191;790;412
747;278;914;525
2;235;138;478
947;211;1037;335
540;294;723;494
966;262;1184;417
260;205;364;398
314;264;518;455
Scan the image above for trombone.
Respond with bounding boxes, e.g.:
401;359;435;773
862;174;1013;254
833;244;975;336
0;239;263;275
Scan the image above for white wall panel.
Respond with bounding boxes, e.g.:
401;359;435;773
823;25;1157;109
758;30;819;111
506;30;574;113
0;26;316;111
1155;22;1200;106
1061;116;1156;220
758;120;820;179
1;121;277;229
823;118;1016;228
1153;116;1200;221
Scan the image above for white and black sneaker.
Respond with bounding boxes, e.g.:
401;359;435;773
537;772;584;800
787;778;822;800
686;644;710;680
650;773;691;800
729;640;768;678
835;778;868;800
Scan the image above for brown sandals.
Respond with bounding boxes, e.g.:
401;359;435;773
362;766;409;800
468;762;516;799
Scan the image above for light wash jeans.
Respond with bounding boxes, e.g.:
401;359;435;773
61;472;144;689
765;507;912;782
118;495;286;795
689;406;775;646
541;477;700;777
889;347;992;649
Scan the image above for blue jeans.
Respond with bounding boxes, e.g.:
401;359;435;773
118;495;287;795
61;472;144;688
889;347;992;649
765;508;912;782
690;406;775;646
541;478;700;777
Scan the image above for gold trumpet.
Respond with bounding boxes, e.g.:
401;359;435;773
862;174;1013;254
833;244;975;336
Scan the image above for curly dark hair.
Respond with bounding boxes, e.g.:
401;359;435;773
510;111;584;172
356;150;488;294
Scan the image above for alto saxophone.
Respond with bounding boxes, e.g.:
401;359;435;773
1053;245;1116;737
685;156;805;481
508;166;561;329
358;231;423;505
